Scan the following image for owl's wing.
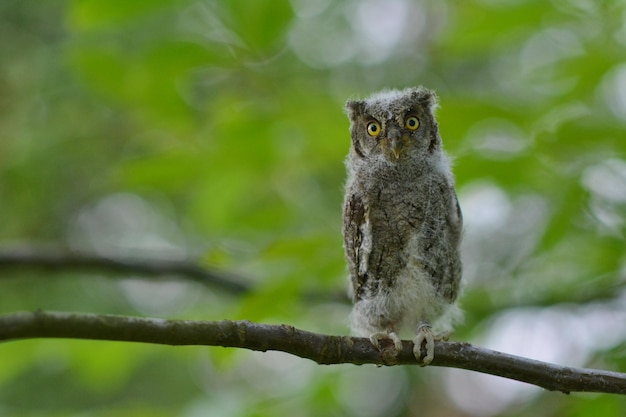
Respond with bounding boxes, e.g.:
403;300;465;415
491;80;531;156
429;187;463;302
342;192;368;301
452;191;463;229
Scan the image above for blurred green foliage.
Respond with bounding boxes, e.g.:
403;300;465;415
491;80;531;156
1;0;625;416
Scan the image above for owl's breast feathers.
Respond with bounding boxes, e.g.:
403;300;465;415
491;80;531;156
343;173;462;304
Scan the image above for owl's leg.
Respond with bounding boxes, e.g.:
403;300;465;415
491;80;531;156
412;323;435;366
369;330;403;353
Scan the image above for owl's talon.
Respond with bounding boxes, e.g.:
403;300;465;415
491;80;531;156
413;324;435;366
369;331;403;352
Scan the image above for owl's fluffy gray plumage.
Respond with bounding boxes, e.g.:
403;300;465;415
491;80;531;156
342;86;463;364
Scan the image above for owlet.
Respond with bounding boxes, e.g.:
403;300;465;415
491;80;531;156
342;86;463;365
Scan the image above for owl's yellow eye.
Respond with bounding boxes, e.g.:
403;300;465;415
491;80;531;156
405;116;420;130
367;121;381;137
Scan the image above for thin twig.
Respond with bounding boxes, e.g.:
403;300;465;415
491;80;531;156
1;311;625;395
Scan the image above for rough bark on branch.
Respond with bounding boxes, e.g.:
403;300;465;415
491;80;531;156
1;311;625;395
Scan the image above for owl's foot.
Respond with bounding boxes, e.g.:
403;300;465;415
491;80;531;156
369;331;403;352
437;331;451;342
412;324;435;366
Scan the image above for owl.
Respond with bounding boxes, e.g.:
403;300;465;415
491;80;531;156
342;86;463;365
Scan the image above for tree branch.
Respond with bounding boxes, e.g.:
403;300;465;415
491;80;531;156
0;248;348;302
2;248;617;309
0;248;251;295
1;311;625;395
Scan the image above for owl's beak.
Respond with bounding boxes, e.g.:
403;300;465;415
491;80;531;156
387;128;403;159
390;140;402;159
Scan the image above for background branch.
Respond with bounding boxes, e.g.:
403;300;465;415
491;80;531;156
0;248;348;302
0;248;251;295
1;311;625;395
3;248;620;310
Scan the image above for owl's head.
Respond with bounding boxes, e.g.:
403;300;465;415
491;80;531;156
345;87;441;162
